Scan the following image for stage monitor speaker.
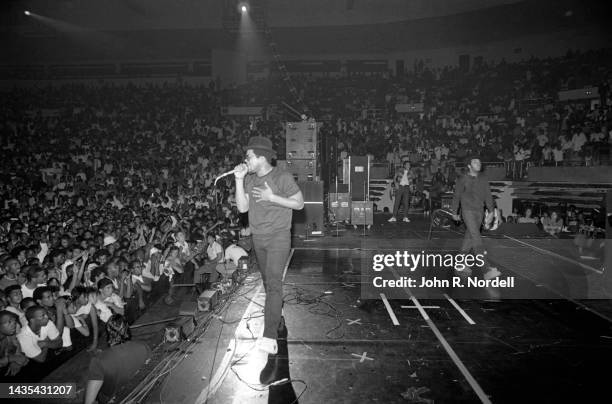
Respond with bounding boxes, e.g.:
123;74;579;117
293;181;324;235
299;181;324;202
293;204;324;236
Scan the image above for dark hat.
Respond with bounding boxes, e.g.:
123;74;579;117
243;136;277;158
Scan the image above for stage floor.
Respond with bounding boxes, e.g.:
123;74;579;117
142;215;612;404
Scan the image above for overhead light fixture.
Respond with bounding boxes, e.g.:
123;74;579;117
24;10;31;16
238;2;249;14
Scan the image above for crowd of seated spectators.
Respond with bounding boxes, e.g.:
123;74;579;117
0;83;257;381
493;204;604;238
228;48;612;180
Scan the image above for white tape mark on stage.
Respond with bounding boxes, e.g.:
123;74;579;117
503;235;602;274
380;293;400;325
195;249;295;403
387;267;491;404
410;295;491;404
443;294;476;325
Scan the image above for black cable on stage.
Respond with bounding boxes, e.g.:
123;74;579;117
121;270;258;403
283;284;346;339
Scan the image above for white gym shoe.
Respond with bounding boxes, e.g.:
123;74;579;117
388;217;397;222
484;267;501;280
256;337;278;354
403;217;410;223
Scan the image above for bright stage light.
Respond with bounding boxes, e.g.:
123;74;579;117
241;5;247;13
24;10;31;16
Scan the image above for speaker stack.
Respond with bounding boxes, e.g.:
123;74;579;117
283;120;319;182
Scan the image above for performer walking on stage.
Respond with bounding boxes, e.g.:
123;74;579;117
450;157;501;279
389;161;414;223
234;136;304;359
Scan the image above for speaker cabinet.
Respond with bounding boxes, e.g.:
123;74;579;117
292;181;324;236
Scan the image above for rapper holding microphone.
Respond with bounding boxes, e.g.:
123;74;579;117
234;136;303;382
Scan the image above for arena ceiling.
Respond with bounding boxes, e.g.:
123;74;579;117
1;0;548;30
0;0;608;62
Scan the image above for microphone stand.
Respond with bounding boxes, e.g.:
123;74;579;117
331;133;343;237
360;178;369;237
331;174;342;237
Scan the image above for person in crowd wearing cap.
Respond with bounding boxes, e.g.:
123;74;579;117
233;136;303;383
451;157;501;280
102;235;118;256
84;314;151;404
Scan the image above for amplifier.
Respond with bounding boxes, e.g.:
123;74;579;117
329;192;351;221
197;289;219;312
179;301;198;316
351;201;373;226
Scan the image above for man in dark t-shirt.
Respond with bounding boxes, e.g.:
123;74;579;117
451;157;500;280
234;136;303;382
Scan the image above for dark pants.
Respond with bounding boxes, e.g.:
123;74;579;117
253;230;291;339
393;185;411;218
461;210;485;257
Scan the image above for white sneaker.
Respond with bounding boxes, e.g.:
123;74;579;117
388;217;397;222
484;267;501;280
403;217;410;223
256;337;278;354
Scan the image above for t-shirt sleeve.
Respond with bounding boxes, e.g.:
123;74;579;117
279;172;301;197
17;333;41;358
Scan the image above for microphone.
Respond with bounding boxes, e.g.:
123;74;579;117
213;164;248;186
213;170;236;186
